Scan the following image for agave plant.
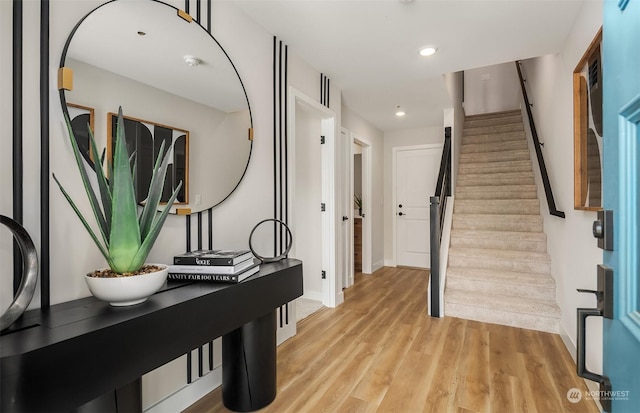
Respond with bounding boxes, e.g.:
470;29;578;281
53;107;182;274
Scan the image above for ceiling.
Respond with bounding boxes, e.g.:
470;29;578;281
233;0;587;132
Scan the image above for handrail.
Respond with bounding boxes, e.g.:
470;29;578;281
515;61;565;218
429;127;451;318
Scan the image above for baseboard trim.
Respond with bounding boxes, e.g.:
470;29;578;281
372;260;384;272
144;367;222;413
302;290;323;302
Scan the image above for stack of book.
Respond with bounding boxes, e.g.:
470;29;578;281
168;250;259;283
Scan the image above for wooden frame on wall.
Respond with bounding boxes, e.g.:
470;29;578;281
107;112;190;206
573;28;603;211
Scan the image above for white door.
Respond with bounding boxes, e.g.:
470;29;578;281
395;147;441;268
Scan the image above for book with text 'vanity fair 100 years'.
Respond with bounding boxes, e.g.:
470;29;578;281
169;258;257;275
173;249;253;266
168;262;260;283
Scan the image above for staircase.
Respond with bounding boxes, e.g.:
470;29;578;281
444;109;560;334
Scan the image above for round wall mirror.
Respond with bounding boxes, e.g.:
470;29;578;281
59;0;253;213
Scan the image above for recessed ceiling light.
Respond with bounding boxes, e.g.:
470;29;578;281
183;55;202;67
419;46;438;57
395;106;406;117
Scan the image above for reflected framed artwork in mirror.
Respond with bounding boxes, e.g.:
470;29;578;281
68;103;95;162
59;0;253;213
107;113;189;205
573;28;603;211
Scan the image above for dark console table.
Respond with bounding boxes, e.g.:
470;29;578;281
0;259;303;413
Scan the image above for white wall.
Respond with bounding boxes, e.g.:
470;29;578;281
521;0;603;377
464;62;521;116
382;127;444;266
443;71;465;194
341;105;384;270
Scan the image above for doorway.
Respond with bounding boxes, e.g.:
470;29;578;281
288;87;341;308
392;145;442;268
351;134;372;277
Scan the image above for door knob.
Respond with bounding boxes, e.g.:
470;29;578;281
398;212;405;216
342;216;349;221
398;204;403;208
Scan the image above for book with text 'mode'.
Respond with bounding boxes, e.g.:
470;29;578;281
173;249;253;266
168;261;260;283
169;258;257;275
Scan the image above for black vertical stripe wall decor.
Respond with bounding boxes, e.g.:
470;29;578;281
320;73;331;108
13;0;24;295
40;0;50;308
9;0;52;313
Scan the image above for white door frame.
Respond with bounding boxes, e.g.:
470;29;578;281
341;127;354;289
287;86;342;308
353;134;372;274
391;143;443;267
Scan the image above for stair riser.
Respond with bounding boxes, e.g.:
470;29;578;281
457;177;536;186
465;110;522;121
464;116;523;129
456;190;538;200
449;255;550;274
453;218;543;233
461;140;528;154
446;277;555;301
460;151;530;163
464;124;524;136
454;204;540;215
458;171;534;180
459;164;532;174
444;303;559;334
463;132;526;145
450;236;547;252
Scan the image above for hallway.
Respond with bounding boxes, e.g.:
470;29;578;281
185;267;598;413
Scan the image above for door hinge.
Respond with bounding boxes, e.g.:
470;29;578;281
321;270;326;279
321;203;326;212
320;135;326;144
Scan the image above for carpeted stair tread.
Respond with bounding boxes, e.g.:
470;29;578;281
455;184;537;199
459;150;531;163
446;268;556;301
458;160;532;174
454;199;540;215
463;123;524;136
445;290;560;334
447;267;555;287
461;139;528;154
463;131;527;145
449;247;550;263
452;214;543;232
464;115;523;129
464;109;522;121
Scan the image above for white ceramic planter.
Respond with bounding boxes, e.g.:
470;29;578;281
84;264;169;306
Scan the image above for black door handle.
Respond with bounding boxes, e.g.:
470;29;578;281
575;265;614;412
398;212;405;216
342;216;349;221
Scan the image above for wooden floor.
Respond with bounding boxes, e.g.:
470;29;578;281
184;267;599;413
